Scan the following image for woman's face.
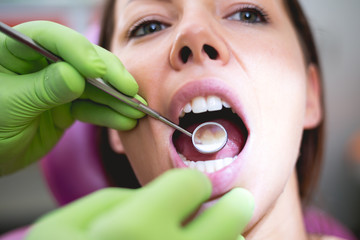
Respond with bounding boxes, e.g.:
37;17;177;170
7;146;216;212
110;0;320;228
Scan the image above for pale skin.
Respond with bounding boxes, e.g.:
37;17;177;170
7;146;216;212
106;0;339;239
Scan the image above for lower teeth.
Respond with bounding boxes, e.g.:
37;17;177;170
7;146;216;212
178;154;236;173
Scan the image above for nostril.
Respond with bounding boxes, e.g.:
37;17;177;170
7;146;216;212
179;45;218;64
203;44;218;60
180;46;192;63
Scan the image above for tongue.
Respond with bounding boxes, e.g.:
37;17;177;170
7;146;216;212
173;119;246;161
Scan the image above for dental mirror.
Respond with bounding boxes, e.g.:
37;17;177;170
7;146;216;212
192;122;228;154
0;22;228;154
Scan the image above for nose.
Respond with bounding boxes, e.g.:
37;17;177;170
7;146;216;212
169;23;230;70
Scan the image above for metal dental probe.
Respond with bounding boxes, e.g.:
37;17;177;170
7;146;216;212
0;22;228;154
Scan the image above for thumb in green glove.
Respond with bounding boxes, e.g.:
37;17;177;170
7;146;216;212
0;21;146;175
26;169;254;240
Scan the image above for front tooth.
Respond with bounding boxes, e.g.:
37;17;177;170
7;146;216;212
222;100;231;108
195;161;206;172
189;161;196;169
214;159;225;171
207;96;222;111
205;161;216;173
183;103;192;113
179;154;187;161
224;157;233;166
192;96;207;113
179;110;185;118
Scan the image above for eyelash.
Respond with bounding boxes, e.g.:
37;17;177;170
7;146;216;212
127;5;269;39
227;5;269;24
128;18;168;38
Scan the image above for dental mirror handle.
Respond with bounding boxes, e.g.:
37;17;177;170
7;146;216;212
0;22;192;137
86;77;192;137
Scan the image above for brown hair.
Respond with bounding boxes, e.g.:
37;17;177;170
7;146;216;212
282;0;325;201
98;0;325;201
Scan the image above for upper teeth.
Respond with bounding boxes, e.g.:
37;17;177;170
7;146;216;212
180;95;231;117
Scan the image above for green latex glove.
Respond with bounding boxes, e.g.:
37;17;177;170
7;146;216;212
0;21;145;175
26;169;254;240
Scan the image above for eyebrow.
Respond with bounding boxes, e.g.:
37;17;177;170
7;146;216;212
126;0;172;5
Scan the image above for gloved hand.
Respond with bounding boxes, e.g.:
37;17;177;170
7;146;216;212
26;169;254;240
0;21;145;175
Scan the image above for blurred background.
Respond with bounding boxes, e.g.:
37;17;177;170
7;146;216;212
0;0;359;238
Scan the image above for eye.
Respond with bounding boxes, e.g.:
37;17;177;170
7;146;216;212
227;6;268;24
129;20;168;38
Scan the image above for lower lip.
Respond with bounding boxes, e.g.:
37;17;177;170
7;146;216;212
170;139;245;198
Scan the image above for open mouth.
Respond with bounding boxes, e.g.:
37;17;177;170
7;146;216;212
172;95;248;174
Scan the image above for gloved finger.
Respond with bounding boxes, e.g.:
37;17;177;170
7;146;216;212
72;100;138;131
6;21;106;78
93;45;139;97
137;169;212;221
83;83;146;119
51;103;75;130
88;169;211;240
0;63;17;75
50;188;134;225
1;62;84;118
27;188;134;240
185;188;254;240
0;31;48;74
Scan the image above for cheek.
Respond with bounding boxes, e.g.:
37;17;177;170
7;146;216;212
251;41;307;178
244;75;306;227
229;28;308;134
113;41;171;103
255;37;308;141
229;31;308;221
118;119;173;186
112;41;175;185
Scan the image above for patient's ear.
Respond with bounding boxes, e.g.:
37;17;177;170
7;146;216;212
304;64;322;129
108;128;125;154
